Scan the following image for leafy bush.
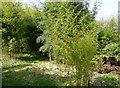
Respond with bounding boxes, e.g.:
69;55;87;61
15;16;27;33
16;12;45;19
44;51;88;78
97;29;118;51
97;18;120;56
93;74;120;87
102;43;120;56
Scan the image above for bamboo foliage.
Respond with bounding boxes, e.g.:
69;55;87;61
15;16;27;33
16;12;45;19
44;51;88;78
37;2;98;86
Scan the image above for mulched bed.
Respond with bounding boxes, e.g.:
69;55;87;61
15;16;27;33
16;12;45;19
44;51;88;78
95;56;120;75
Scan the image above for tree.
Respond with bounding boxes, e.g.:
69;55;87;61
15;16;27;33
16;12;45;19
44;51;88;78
19;4;42;54
2;2;24;56
2;2;42;55
37;1;98;60
37;1;98;86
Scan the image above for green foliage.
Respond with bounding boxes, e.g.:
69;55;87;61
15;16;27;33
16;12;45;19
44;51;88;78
37;1;98;86
94;74;120;87
37;1;98;57
97;18;120;56
102;43;120;56
98;29;118;50
2;2;23;47
1;1;120;87
8;37;17;53
2;2;42;54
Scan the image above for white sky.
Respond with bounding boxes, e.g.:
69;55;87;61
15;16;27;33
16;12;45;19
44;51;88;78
90;0;120;20
21;0;120;21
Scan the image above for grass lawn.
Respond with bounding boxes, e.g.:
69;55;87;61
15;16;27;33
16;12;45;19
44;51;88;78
2;54;72;86
2;53;120;87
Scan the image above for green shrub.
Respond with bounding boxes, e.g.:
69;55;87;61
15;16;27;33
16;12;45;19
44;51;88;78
93;74;120;87
102;43;120;56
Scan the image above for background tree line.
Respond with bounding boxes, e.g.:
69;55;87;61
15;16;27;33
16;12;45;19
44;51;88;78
2;2;42;55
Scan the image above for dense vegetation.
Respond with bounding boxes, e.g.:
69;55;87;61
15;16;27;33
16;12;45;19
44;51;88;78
1;0;120;87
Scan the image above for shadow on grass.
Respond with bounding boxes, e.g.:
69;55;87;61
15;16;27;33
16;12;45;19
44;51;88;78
15;53;49;62
2;64;57;86
2;54;76;86
3;64;32;71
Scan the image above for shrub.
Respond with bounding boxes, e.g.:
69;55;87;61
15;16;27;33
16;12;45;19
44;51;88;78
102;43;120;56
93;74;120;87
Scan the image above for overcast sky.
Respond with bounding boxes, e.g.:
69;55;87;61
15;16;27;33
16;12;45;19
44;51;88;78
21;0;120;21
90;0;119;20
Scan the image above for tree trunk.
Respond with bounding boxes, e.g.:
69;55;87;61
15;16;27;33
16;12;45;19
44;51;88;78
49;53;51;61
